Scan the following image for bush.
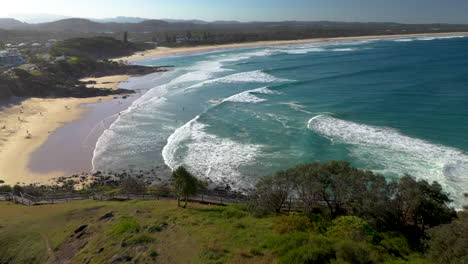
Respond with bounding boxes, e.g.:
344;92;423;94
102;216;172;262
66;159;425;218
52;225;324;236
273;215;312;234
12;185;23;195
327;216;378;243
0;185;12;193
379;232;412;258
333;240;379;264
268;232;310;256
426;215;468;264
277;236;335;264
222;205;248;219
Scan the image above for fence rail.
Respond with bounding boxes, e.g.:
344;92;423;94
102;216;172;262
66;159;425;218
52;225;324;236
0;190;246;207
0;191;329;213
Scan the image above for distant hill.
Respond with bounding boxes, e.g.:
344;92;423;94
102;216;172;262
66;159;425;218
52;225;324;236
0;18;27;30
9;13;71;24
161;18;209;24
91;16;149;24
34;18;114;32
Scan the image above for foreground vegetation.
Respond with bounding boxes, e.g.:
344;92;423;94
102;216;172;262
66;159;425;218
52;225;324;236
0;162;466;263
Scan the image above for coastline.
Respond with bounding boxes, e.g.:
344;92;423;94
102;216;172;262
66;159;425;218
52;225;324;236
0;96;115;185
113;32;468;62
1;31;466;186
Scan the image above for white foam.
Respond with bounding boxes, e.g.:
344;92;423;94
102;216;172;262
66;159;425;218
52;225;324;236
394;38;414;42
332;48;356;52
187;70;291;89
308;115;468;208
162;117;261;186
416;35;466;41
280;47;326;54
222;87;282;103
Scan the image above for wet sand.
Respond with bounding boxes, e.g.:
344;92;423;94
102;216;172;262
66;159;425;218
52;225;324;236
0;97;112;185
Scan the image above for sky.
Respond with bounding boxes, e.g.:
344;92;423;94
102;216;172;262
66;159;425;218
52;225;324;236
2;0;468;24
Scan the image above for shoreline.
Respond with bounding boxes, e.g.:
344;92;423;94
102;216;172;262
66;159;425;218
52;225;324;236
113;32;468;62
0;96;116;185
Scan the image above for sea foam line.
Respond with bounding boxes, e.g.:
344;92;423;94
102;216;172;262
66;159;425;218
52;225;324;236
222;87;282;103
308;115;468;208
186;70;292;90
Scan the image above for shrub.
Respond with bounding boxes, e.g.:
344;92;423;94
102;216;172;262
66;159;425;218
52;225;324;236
0;185;12;193
273;215;312;234
426;215;468;264
333;240;379;264
379;232;412;258
222;205;248;219
268;232;310;256
327;216;378;243
12;185;23;195
149;250;159;258
277;237;335;264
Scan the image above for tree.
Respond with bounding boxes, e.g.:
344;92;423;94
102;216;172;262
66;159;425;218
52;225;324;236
123;31;128;43
171;166;203;208
395;175;456;247
12;185;23;195
426;213;468;264
248;170;294;215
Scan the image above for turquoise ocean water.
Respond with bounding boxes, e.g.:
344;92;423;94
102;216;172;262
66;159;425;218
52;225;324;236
92;35;468;207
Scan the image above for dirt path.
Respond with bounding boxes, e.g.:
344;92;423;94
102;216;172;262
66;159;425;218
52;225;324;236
41;233;57;263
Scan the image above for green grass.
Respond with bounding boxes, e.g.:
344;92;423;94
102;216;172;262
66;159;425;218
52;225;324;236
0;200;276;264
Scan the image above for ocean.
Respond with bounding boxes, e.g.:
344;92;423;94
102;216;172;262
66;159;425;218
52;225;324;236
92;35;468;207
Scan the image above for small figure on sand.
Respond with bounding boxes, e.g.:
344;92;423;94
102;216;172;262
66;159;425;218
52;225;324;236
18;116;21;122
39;112;43;116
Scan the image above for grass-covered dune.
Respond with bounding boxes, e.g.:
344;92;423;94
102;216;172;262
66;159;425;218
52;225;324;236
0;198;450;264
0;200;276;264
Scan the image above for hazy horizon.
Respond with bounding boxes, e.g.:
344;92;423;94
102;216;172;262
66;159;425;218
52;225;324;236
2;0;468;24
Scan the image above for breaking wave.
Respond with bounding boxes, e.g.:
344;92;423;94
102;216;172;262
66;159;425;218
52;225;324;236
162;116;261;186
222;87;282;103
308;115;468;208
187;70;291;89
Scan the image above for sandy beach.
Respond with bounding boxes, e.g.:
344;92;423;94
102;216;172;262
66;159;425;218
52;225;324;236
0;96;115;185
80;75;131;90
113;32;468;62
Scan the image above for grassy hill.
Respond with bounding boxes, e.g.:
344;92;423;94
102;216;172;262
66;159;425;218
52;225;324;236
0;200;276;264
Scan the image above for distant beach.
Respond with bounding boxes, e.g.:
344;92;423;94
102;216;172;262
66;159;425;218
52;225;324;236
113;32;468;62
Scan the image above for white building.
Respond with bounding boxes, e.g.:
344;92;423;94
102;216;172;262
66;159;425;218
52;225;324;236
0;50;26;67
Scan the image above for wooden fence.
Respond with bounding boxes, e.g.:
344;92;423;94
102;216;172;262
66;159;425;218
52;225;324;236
0;190;245;207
